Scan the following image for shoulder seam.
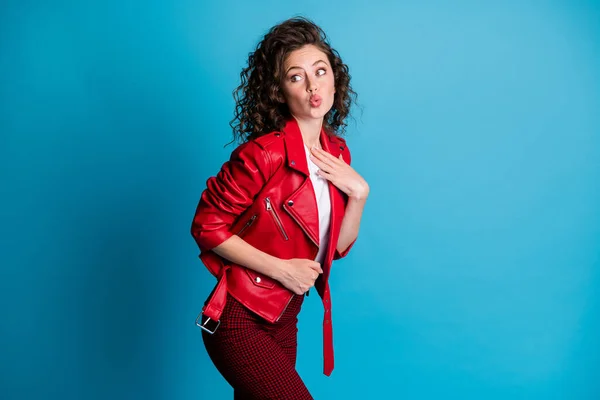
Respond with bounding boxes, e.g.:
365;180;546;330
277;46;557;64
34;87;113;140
248;135;278;180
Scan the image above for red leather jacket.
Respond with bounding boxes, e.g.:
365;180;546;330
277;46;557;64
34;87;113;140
191;117;355;376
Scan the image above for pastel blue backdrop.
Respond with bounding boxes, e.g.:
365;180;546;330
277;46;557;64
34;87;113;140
1;1;598;399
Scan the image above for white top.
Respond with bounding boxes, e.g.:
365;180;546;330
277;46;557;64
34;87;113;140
304;145;331;265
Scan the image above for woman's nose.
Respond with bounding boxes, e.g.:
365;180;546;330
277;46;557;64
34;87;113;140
306;78;318;93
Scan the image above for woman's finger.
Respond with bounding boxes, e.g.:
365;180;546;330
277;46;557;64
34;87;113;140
315;168;334;181
310;154;335;172
314;148;344;165
310;151;336;170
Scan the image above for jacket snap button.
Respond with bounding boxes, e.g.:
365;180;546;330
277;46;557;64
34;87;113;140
287;200;294;206
274;133;280;137
255;277;261;283
340;146;345;151
291;160;295;166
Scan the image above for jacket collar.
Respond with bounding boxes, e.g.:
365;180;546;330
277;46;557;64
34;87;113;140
282;117;342;176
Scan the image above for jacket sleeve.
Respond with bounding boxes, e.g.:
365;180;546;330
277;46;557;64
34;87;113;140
191;140;271;253
333;140;357;260
333;242;355;260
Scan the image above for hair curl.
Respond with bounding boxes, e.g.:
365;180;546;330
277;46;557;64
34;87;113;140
229;17;357;144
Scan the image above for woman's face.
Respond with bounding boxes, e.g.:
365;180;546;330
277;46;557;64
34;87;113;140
280;44;336;122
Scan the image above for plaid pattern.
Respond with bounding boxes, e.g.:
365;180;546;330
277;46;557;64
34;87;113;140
202;293;313;400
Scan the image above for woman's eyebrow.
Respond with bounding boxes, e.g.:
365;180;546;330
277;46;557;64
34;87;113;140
285;59;329;74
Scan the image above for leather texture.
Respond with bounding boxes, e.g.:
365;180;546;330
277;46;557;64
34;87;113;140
191;117;356;376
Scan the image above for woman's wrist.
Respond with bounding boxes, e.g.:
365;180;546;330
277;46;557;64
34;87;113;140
348;184;369;201
263;255;288;282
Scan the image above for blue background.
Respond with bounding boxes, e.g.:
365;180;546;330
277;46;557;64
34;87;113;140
1;1;599;399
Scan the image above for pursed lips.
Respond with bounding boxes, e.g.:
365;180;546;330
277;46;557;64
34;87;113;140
309;94;322;107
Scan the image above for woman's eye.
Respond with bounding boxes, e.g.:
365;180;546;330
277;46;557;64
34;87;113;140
316;68;326;76
290;75;302;82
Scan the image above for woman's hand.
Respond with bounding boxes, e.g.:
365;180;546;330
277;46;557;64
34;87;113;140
275;258;323;295
310;147;369;200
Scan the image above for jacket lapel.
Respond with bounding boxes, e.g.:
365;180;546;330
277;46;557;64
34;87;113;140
282;119;320;246
281;118;347;268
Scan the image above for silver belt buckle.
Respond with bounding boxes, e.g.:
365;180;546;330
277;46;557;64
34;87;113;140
196;313;220;334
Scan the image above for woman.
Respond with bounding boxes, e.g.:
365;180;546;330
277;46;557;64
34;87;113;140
191;17;369;399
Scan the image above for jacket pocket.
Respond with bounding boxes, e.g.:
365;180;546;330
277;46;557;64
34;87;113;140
265;197;289;241
245;269;276;289
236;214;257;237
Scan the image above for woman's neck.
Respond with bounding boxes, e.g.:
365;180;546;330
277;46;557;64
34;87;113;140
293;116;323;149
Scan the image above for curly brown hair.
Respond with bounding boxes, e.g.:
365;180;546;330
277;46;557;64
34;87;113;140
229;17;357;144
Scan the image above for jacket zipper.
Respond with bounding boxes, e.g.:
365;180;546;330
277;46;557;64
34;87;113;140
277;248;318;318
282;203;319;248
276;294;294;322
282;202;322;298
305;247;319;297
236;207;293;321
265;197;289;241
236;214;257;236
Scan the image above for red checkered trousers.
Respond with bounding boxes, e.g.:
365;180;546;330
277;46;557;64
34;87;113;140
201;292;314;400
